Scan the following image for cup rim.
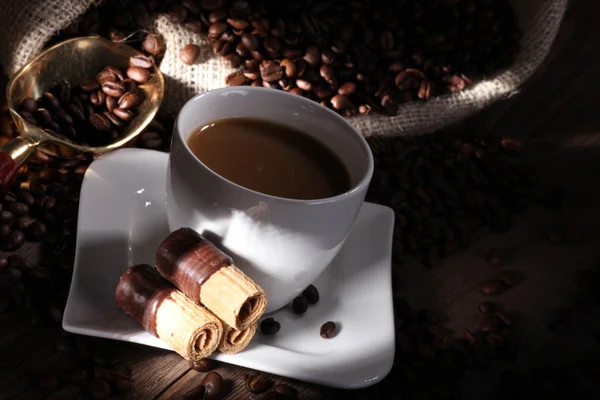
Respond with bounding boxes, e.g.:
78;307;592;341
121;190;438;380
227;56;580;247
175;86;374;205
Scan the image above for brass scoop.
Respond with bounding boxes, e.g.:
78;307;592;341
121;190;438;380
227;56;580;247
1;35;165;193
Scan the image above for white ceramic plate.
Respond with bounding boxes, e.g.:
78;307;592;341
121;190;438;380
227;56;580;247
63;148;395;389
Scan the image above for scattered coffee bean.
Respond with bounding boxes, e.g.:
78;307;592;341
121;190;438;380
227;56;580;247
245;373;272;394
189;358;215;372
176;384;206;400
80;79;100;92
485;247;503;267
479;279;508;296
20;97;38;113
201;371;223;400
260;317;280;335
302;284;319;305
291;295;308;315
320;321;336;339
274;383;297;397
142;33;166;56
180;44;200;65
90;113;111;131
113;108;134;121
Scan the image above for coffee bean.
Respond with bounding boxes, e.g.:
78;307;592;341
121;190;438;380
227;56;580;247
331;94;354;111
67;103;85;122
245;374;272;394
87;378;111;398
180;44;200;65
142;33;166;56
113;108;133;121
260;317;280;335
176;384;206;400
13;216;33;231
8;202;28;217
303;46;321;66
212;39;234;56
126;66;150;84
15;190;35;207
42;92;61;111
241;33;259;50
21;97;38;113
0;257;7;269
184;20;204;34
485;247;503;267
104;111;122;127
338;82;357;96
320;321;336;338
479;301;497;314
95;70;117;85
90;113;111;131
33;108;53;126
169;3;188;24
226;71;246;86
418;80;431;100
102;81;126;98
479;279;508;296
28;220;47;241
106;96;118;112
260;60;283;82
118;91;139;109
139;132;162;149
0;213;14;230
274;384;297;397
291;295;309;315
478;314;501;333
80;79;100;92
189;358;216;372
201;371;223;400
208;22;227;39
113;374;132;394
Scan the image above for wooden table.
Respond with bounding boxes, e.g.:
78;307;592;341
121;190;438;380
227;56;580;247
3;1;600;398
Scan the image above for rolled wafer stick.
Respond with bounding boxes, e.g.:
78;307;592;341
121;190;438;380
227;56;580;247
115;264;223;361
218;323;258;354
156;227;267;330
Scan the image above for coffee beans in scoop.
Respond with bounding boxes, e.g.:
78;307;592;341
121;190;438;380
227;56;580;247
16;59;151;147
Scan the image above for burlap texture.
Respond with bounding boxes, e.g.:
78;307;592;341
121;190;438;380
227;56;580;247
0;0;97;75
0;0;568;137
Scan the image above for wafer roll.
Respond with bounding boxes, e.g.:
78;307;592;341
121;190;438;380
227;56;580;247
115;264;223;361
156;228;267;330
218;323;258;354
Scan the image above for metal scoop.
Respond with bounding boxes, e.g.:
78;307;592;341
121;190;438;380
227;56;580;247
1;35;165;193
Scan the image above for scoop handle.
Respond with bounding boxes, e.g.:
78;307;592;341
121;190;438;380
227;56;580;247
0;136;38;195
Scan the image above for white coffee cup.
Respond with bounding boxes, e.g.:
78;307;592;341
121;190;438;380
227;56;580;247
166;87;373;312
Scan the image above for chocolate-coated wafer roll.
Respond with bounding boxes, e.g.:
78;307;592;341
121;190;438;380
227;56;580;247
218;323;258;354
115;264;223;361
156;228;267;330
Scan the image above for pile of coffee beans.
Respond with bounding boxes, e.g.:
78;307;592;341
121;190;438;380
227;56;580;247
49;0;520;117
16;60;153;147
365;133;543;267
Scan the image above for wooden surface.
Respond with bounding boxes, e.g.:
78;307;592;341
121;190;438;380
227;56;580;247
3;1;600;399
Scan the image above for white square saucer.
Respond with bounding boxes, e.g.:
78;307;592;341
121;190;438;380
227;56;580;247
63;148;395;389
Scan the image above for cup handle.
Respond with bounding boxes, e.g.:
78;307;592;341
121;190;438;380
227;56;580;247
0;136;38;195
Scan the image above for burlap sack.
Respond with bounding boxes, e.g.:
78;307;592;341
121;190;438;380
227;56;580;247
0;0;568;137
